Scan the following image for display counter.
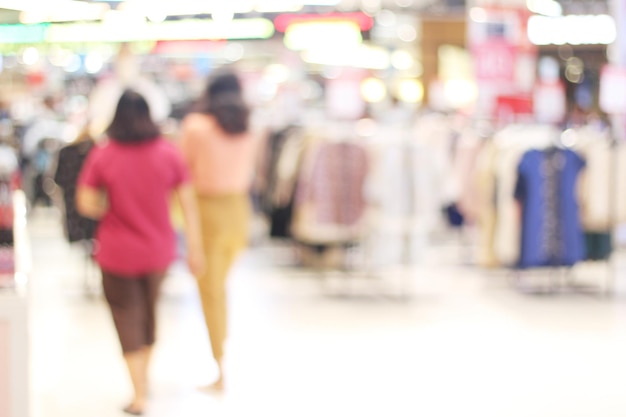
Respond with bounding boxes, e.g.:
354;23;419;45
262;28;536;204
0;190;30;417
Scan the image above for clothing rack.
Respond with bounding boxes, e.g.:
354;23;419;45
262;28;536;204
319;126;424;301
265;121;418;300
510;266;610;296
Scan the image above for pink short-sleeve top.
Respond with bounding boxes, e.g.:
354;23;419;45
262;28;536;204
179;113;257;196
78;137;190;277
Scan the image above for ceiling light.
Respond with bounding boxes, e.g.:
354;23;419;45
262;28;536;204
212;10;235;24
526;0;562;16
397;24;417;42
64;54;82;73
85;52;104;74
21;47;39;66
146;11;167;23
391;50;414;70
395;79;423;103
284;21;362;51
395;0;414;7
361;78;387;103
16;0;109;23
469;7;488;23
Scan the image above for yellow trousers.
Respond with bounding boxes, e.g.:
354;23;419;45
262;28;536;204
196;194;250;363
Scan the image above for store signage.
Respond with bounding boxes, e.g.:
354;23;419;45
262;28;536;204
29;18;274;44
274;12;374;32
472;39;516;82
615;0;626;65
495;94;533;120
468;6;536;120
0;23;47;44
528;14;616;45
599;65;626;115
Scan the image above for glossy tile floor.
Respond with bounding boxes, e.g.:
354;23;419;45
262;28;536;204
26;206;626;417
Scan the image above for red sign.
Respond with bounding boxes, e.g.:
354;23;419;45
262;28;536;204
495;94;533;122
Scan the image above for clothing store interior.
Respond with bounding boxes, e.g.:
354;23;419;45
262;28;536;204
1;0;626;416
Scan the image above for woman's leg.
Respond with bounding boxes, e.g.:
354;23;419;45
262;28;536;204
122;348;150;414
196;195;250;390
198;242;246;390
197;241;230;389
102;271;165;413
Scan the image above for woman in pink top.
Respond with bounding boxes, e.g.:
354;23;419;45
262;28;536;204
77;89;204;415
180;70;257;391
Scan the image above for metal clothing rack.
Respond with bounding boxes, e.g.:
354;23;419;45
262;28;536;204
318;130;417;301
303;127;417;301
510;266;607;296
79;239;100;298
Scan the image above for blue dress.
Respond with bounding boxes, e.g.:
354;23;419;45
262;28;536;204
514;148;586;268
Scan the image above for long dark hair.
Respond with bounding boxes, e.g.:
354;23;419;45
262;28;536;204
194;70;249;135
106;89;160;143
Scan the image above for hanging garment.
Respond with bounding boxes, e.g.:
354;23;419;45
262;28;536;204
366;132;431;266
53;139;99;243
514;148;586;268
269;127;306;238
473;139;499;268
292;140;369;244
258;126;297;218
574;127;626;232
493;123;560;266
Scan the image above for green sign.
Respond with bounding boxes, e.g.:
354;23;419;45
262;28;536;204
0;24;48;44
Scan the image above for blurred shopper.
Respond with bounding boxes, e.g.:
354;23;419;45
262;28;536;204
53;126;99;244
179;70;258;391
76;89;204;415
22;95;72;206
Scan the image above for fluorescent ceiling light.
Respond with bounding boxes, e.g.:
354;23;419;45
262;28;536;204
285;21;362;51
20;2;109;23
300;0;340;4
0;0;87;12
526;0;562;16
0;0;110;23
45;18;275;43
120;0;254;16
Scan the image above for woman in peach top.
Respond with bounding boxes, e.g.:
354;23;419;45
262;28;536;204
179;70;257;391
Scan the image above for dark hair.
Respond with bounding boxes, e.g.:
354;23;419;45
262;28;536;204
106;89;160;143
195;70;249;135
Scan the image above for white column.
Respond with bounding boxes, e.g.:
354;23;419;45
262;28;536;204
610;0;626;141
611;0;626;66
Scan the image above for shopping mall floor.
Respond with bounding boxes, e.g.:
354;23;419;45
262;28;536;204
26;205;626;417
